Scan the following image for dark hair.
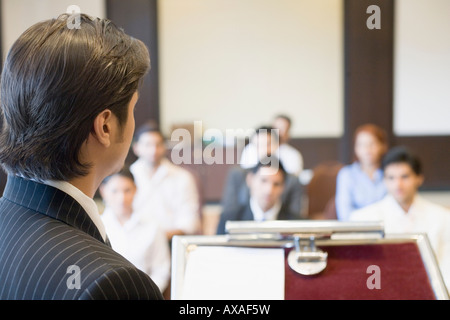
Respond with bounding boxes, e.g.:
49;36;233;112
0;13;150;181
253;125;279;141
249;156;287;181
133;120;164;143
274;114;292;127
102;166;135;185
381;146;422;175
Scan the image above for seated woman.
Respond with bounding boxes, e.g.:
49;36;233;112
335;124;388;221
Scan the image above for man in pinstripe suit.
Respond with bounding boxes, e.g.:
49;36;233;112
0;14;163;300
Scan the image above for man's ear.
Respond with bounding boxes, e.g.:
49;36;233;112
92;109;113;147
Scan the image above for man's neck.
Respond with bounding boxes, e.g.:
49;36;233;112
397;195;416;214
69;169;108;199
250;197;281;221
115;209;133;226
140;159;162;175
69;176;97;198
399;202;412;213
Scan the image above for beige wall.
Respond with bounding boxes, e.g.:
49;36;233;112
1;0;105;59
3;1;449;139
394;0;450;136
158;0;344;140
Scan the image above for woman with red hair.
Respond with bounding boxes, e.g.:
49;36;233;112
335;124;389;221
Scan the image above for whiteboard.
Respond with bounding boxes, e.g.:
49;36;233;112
157;0;344;139
394;0;450;136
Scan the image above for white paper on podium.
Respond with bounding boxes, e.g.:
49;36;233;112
181;246;285;300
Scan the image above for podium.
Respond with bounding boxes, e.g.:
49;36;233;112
171;221;449;300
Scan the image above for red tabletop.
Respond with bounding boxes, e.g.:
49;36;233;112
284;243;436;300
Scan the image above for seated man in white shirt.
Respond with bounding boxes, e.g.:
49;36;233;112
100;168;171;294
217;156;302;234
130;123;201;240
350;146;450;290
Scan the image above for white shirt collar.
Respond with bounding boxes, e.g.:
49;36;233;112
385;194;421;216
43;180;107;241
101;207;143;231
132;158;171;180
249;197;282;222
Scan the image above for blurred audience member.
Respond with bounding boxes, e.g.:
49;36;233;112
239;122;302;177
335;124;388;221
217;156;302;234
239;125;279;170
100;168;171;293
350;146;450;289
272;114;304;176
131;122;201;240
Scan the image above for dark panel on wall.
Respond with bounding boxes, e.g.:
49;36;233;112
343;0;394;163
393;136;450;190
290;138;341;169
106;0;160;127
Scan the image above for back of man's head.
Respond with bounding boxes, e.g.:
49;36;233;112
0;13;150;182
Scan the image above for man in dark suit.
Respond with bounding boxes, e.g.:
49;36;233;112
223;126;303;220
0;14;163;300
217;157;302;234
220;166;303;220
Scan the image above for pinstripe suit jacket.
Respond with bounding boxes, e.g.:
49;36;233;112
0;175;164;300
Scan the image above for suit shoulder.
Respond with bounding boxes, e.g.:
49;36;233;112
65;231;163;300
79;265;164;300
0;207;161;300
45;228;164;300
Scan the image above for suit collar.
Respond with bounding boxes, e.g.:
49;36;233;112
241;200;291;221
249;197;282;221
43;179;106;241
3;175;106;245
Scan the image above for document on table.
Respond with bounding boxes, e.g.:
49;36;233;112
181;246;285;300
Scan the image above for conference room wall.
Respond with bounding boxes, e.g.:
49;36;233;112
1;0;106;58
109;0;450;190
0;0;448;193
157;0;344;139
